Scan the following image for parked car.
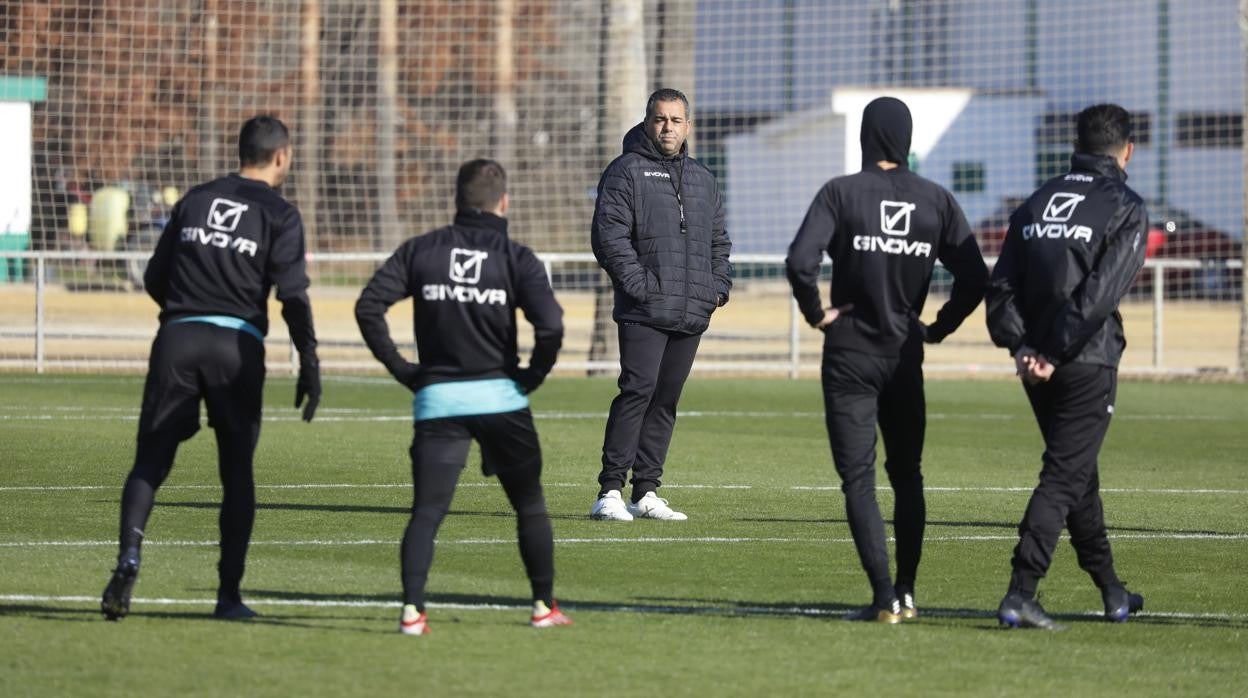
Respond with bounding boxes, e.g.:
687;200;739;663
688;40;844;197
972;197;1240;298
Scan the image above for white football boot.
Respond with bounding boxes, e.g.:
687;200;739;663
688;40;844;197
627;492;688;520
590;490;634;521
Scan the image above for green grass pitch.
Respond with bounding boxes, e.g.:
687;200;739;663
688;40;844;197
1;374;1245;696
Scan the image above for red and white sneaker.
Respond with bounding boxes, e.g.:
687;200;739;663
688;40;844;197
399;604;429;636
530;600;573;629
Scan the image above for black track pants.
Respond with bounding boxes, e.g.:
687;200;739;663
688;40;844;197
821;343;927;607
401;409;555;610
598;322;701;501
119;322;264;601
1009;363;1121;597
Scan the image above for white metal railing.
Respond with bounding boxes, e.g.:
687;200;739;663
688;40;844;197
0;250;1242;376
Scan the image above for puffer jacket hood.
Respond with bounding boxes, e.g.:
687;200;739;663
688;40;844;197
591;124;732;335
622;122;688;162
861;97;912;167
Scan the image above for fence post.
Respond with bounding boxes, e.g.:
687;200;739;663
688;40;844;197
789;297;800;379
1152;263;1164;369
35;254;45;374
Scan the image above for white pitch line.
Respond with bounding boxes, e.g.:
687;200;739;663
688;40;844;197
2;532;1244;549
0;408;1241;423
2;594;1244;622
0;593;523;611
3;482;1246;495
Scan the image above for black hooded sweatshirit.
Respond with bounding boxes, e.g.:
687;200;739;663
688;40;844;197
785;97;988;614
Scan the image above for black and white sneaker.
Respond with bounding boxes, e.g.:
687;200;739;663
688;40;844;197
1102;585;1144;623
845;598;903;624
896;587;918;620
101;550;140;621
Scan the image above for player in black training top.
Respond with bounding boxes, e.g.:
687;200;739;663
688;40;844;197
988;104;1146;630
787;97;987;623
101;115;320;622
355;159;570;635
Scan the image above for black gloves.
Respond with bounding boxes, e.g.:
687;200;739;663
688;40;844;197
295;352;321;422
513;367;544;395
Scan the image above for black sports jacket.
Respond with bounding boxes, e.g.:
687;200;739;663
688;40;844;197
786;165;988;357
986;153;1148;368
591;123;732;335
354;210;564;392
144;173;317;355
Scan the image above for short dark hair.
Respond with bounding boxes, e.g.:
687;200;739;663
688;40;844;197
238;115;291;167
455;159;507;212
646;88;690;120
1076;104;1132;156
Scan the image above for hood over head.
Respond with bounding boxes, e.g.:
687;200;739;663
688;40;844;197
860;97;912;168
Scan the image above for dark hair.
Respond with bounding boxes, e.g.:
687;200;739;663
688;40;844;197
238;115;291;167
645;88;690;120
1076;104;1132;156
455;159;507;212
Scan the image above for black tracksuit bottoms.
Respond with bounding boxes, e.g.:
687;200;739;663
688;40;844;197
821;344;927;608
598;322;701;501
1009;363;1122;597
401;409;555;610
119;322;265;602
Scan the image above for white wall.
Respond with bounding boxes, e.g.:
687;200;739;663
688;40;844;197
724;89;1047;253
0;102;32;237
725;108;845;254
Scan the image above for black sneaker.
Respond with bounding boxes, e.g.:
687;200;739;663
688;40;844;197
896;586;918;620
101;550;140;621
997;592;1064;630
213;598;259;620
845;598;903;624
1102;585;1144;622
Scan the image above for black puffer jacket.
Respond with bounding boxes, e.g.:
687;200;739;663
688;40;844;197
591;123;732;335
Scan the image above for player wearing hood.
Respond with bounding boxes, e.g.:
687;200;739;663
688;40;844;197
786;97;988;622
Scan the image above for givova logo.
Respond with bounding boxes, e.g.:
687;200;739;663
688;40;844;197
1042;193;1085;222
449;248;488;284
1025;192;1093;243
180;226;258;257
879;200;916;236
207;198;249;232
424;248;507;305
852;199;932;257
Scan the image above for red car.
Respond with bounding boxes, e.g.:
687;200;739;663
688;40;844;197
973;198;1239;298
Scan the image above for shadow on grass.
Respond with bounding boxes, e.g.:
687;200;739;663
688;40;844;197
6;594;1242;631
736;516;1238;537
156;500;588;522
0;601;389;633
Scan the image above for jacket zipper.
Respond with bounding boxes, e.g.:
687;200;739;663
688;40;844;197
664;159;690;327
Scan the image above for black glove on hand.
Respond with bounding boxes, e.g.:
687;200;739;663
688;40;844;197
513;367;543;395
295;352;321;422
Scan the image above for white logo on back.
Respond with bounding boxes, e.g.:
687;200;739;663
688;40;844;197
880;200;916;236
1042;193;1085;223
449;248;488;284
206;198;249;232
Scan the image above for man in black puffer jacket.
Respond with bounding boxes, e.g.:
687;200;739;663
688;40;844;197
590;88;732;522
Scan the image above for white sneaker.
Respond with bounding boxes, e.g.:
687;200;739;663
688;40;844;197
399;604;429;636
627;492;687;520
590;490;634;521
